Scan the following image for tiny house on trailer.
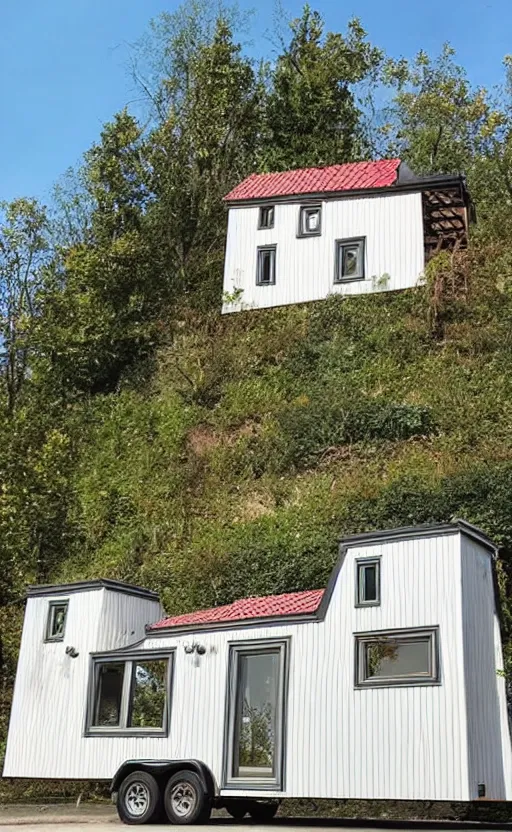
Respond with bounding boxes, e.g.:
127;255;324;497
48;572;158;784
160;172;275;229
4;520;512;825
221;159;472;313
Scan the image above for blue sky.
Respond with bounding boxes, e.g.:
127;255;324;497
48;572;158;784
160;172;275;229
0;0;508;204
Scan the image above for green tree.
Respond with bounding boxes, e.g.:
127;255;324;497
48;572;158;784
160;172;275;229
0;199;50;414
260;7;383;170
145;16;261;306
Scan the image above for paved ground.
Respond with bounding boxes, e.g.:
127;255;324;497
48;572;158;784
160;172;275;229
4;827;512;832
1;807;511;831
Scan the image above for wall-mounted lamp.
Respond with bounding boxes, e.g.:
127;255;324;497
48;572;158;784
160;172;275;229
65;646;79;659
184;642;206;655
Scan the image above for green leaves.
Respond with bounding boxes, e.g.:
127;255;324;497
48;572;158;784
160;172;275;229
260;8;382;170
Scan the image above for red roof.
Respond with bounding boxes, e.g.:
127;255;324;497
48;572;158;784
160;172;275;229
150;589;324;630
224;159;401;202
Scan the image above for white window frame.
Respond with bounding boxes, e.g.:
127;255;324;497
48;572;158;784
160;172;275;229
355;627;440;688
223;638;289;790
258;205;275;230
256;245;277;286
85;650;174;737
355;557;381;607
45;599;69;642
334;237;366;282
298;205;322;237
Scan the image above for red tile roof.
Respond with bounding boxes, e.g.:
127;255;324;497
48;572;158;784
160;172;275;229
150;589;325;630
224;159;401;202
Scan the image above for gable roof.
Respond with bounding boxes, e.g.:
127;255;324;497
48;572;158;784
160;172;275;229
150;588;324;630
224;159;402;202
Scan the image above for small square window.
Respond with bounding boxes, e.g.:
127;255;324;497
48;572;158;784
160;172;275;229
299;206;322;237
355;628;439;688
258;206;274;229
356;558;380;606
256;245;276;286
46;600;68;641
87;653;172;736
335;237;365;282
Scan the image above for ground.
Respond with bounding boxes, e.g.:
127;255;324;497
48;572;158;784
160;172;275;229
1;807;512;831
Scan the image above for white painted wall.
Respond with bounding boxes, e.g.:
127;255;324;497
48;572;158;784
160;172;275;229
461;536;512;798
3;587;161;781
222;192;425;313
7;531;507;802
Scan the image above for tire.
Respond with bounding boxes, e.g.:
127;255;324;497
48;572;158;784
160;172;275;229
226;799;249;820
248;801;279;822
164;770;211;825
117;771;162;825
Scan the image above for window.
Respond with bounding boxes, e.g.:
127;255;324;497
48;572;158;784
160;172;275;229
258;206;274;229
224;640;288;789
86;652;173;736
335;237;365;282
256;245;276;286
298;205;322;237
356;558;380;606
355;628;439;688
45;600;68;641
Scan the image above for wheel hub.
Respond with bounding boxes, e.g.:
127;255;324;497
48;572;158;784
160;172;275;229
171;781;197;818
125;782;150;817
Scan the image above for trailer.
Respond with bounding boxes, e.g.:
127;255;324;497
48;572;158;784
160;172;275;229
3;520;512;824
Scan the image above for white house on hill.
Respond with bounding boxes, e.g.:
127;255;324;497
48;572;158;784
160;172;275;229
222;159;472;314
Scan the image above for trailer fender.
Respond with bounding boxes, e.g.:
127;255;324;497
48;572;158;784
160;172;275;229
110;758;216;801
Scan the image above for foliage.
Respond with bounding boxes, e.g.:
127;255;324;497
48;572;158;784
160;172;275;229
261;7;382;170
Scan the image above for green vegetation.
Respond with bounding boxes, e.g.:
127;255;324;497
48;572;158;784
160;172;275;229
2;1;512;795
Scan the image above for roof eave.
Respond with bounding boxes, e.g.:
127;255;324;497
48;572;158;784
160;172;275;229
147;610;321;636
224;174;467;208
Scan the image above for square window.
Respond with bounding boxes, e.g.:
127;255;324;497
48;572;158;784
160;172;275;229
258;206;274;229
256;246;276;286
335;237;365;282
45;600;68;641
356;558;380;606
299;206;322;237
355;628;439;687
87;653;173;736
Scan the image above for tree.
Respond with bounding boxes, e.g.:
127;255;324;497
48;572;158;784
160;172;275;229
145;16;262;305
260;7;383;171
0;199;50;414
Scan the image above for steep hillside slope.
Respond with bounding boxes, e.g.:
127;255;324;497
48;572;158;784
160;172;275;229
53;255;512;620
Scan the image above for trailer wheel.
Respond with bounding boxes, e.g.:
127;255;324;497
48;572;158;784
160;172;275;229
164;770;211;825
247;800;279;822
117;771;162;825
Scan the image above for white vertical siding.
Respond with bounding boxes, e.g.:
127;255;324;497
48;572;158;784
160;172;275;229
4;532;478;801
3;588;161;780
461;538;508;798
222;192;424;313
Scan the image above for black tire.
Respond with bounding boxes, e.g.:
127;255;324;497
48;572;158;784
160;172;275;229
164;770;211;825
226;799;249;820
248;801;279;822
117;771;162;825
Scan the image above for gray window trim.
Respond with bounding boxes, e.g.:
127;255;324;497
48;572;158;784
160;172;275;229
355;626;440;689
223;638;289;791
258;205;275;230
84;649;175;737
256;245;276;286
45;599;69;642
297;204;322;238
355;557;381;607
334;236;366;283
